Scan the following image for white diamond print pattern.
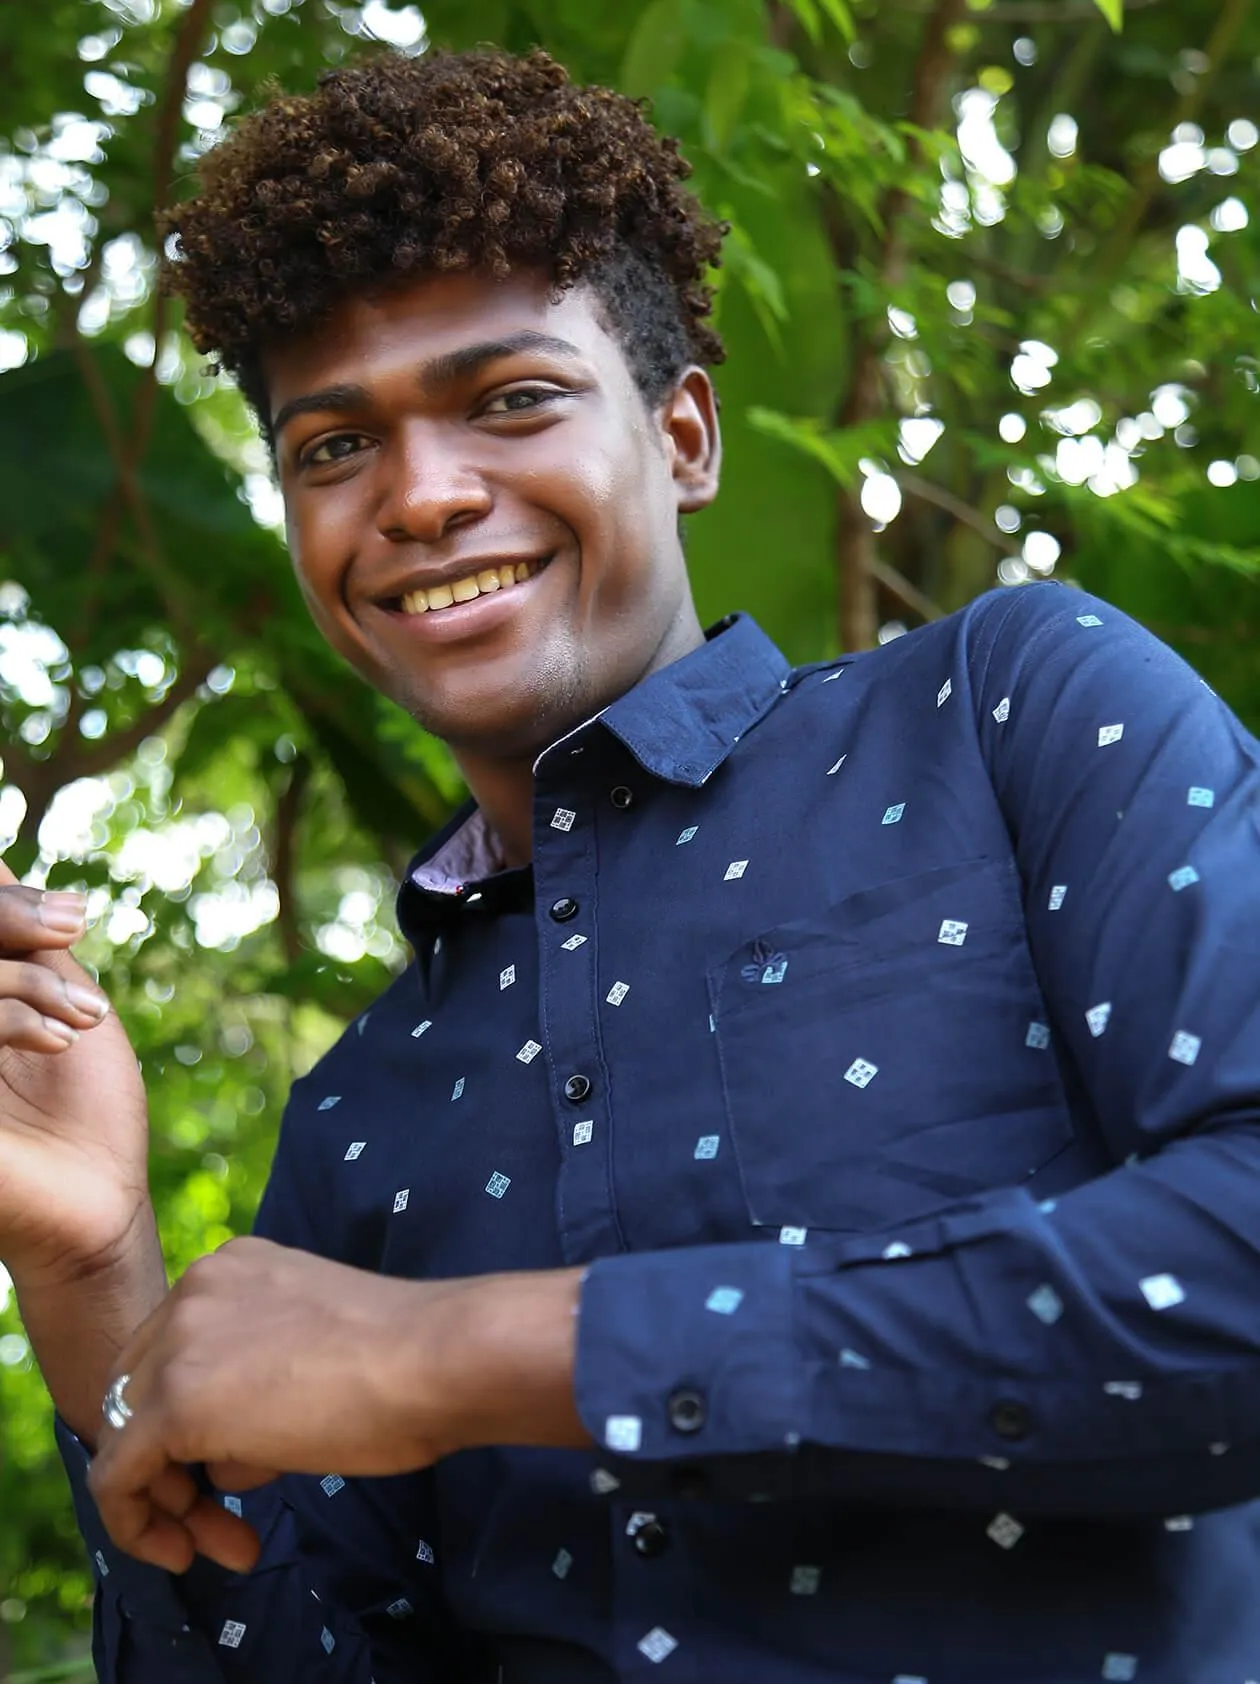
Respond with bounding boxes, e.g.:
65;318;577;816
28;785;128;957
416;1539;435;1564
561;934;587;950
606;981;630;1006
779;1226;808;1246
499;965;516;989
676;826;698;845
637;1628;678;1664
1140;1273;1185;1310
485;1172;511;1199
706;1286;744;1315
1101;1656;1138;1682
993;697;1011;723
411;1019;432;1039
1098;723;1125;747
552;1548;573;1580
844;1058;878;1089
1027;1284;1063;1325
1077;614;1103;627
344;1142;366;1161
605;1415;643;1452
1048;884;1067;910
1169;1030;1201;1065
694;1135;720;1160
826;754;847;775
320;1475;345;1496
573;1120;594;1145
318;1095;340;1111
218;1622;247;1649
1168;865;1199;891
392;1189;409;1214
790;1565;822;1595
321;1628;335;1655
987;1513;1025;1550
882;803;906;825
938;919;968;946
724;859;749;881
451;1076;465;1100
1086;1002;1112;1037
516;1040;542;1064
937;679;952;707
550;808;576;832
223;1495;242;1516
1187;786;1215;808
1026;1022;1050;1049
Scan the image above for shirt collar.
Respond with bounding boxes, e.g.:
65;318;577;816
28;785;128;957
398;614;790;922
593;612;790;788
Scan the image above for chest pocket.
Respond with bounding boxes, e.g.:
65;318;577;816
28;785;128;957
708;857;1073;1233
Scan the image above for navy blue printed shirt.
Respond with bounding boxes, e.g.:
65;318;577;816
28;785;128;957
60;582;1260;1684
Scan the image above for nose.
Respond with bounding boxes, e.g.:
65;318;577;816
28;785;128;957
375;424;492;544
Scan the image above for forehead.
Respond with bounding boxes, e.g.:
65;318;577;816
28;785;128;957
261;268;622;417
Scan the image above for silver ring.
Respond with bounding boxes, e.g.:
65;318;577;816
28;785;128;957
102;1373;134;1432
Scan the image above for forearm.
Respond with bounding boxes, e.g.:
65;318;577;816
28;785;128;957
422;1266;590;1457
16;1199;167;1448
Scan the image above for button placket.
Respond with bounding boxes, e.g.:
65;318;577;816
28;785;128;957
533;766;625;1264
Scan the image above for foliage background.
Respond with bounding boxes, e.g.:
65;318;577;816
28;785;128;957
0;0;1257;1672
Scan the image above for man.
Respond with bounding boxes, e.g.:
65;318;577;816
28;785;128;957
2;43;1259;1684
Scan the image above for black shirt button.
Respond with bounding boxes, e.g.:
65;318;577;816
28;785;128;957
667;1387;707;1435
609;785;635;810
628;1516;669;1558
989;1399;1032;1441
549;896;579;923
564;1074;592;1103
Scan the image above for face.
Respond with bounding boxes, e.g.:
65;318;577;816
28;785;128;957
263;268;720;761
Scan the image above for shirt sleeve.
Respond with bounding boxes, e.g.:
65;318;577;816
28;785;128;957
56;1093;469;1684
573;582;1260;1519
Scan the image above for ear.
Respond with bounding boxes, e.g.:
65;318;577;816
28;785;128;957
661;367;721;514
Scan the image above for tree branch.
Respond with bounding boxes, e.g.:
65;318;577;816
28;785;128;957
896;470;1021;555
6;653;215;846
128;0;215;473
830;0;968;652
272;754;312;967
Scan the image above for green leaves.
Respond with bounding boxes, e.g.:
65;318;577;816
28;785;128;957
1092;0;1125;30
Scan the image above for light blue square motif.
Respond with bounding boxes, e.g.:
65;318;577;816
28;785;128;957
761;958;788;984
705;1286;743;1315
321;1628;335;1655
882;803;905;825
1168;865;1199;891
676;826;698;845
451;1077;465;1101
485;1171;511;1199
694;1135;720;1160
1187;786;1215;808
1102;1656;1138;1682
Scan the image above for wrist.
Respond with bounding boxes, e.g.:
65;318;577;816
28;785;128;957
407;1269;588;1460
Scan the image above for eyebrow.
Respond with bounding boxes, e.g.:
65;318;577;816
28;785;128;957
270;331;585;440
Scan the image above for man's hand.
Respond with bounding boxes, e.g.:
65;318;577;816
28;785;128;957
89;1238;588;1574
0;862;151;1286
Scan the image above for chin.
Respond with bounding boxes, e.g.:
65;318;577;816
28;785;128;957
406;676;586;762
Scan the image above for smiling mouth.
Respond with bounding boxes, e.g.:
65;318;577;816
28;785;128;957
395;556;551;615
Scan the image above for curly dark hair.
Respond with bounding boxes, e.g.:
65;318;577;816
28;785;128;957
160;47;727;431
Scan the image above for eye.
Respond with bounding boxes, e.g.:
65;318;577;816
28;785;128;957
480;386;561;416
300;432;370;468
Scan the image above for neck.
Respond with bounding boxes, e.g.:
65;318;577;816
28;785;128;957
453;602;706;867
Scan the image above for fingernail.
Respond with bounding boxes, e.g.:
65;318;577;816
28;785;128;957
42;1016;79;1044
38;893;87;934
64;982;108;1020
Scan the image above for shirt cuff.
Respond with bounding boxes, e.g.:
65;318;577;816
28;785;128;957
573;1241;803;1496
55;1414;237;1636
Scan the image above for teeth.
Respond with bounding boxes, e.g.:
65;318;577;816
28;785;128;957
399;560;542;615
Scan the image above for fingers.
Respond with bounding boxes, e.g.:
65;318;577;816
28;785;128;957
0;882;88;953
0;959;110;1051
90;1452;262;1574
